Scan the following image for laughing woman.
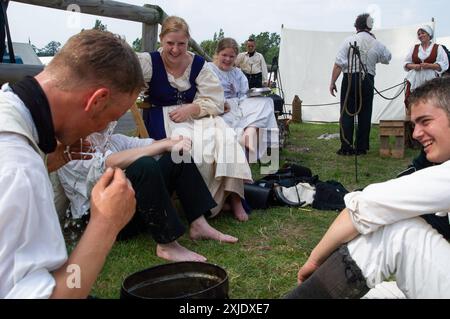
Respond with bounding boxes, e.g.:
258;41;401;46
208;37;279;160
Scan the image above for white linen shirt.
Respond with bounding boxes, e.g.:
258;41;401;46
235;51;268;83
345;160;450;235
335;31;391;76
0;86;67;298
403;42;449;91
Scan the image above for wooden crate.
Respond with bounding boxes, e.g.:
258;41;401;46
379;120;405;158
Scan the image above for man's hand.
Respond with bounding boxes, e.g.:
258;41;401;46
297;259;320;284
330;83;338;97
89;167;136;233
169;104;200;123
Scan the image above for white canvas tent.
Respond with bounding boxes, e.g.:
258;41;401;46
279;23;448;123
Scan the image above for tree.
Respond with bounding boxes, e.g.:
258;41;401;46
200;28;225;58
241;32;280;66
93;19;107;31
37;41;61;57
132;38;142;52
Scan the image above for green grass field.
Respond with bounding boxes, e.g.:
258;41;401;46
88;122;417;298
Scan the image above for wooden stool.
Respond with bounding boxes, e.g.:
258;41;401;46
379;120;405;158
130;102;150;138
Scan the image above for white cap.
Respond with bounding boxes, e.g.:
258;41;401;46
418;25;433;39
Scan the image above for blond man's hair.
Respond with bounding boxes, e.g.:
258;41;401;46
46;29;144;94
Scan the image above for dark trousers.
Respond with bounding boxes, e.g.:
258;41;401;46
118;153;217;243
283;245;368;299
339;73;374;152
244;72;263;89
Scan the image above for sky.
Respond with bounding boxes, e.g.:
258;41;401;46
6;0;450;49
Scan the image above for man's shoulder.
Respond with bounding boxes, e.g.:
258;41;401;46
0;133;44;171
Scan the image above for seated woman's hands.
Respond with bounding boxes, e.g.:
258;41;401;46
169;103;201;123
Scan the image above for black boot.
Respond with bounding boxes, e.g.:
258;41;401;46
283;245;369;299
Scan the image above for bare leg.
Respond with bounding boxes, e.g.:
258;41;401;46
241;126;258;157
156;241;207;262
230;192;249;222
189;215;238;243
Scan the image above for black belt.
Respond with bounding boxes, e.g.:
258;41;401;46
244;72;262;79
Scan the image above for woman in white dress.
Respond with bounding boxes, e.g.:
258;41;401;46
404;25;449;104
208;37;279;160
137;17;251;222
404;25;449;147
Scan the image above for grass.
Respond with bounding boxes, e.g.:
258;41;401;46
88;122;417;299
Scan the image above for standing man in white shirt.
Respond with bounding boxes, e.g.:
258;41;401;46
0;29;144;298
235;38;268;88
330;13;391;156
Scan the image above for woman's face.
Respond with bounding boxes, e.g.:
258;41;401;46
217;47;237;71
160;31;189;63
417;29;431;44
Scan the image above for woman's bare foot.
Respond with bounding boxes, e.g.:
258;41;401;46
230;193;249;222
156;241;207;262
189;215;238;243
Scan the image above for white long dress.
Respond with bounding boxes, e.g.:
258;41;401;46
404;42;449;91
137;51;252;216
207;62;279;158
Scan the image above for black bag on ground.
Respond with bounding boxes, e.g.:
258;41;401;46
267;94;284;114
312;180;349;211
245;163;315;209
260;163;314;188
244;183;274;209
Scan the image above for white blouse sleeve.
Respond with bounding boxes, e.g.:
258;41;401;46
193;64;225;118
344;161;450;235
436;45;449;75
136;52;153;87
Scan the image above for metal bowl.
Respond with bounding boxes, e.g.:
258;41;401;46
247;87;271;97
120;261;229;299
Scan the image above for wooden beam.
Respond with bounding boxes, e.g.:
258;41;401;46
12;0;162;24
0;64;44;85
14;1;212;60
141;4;160;52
